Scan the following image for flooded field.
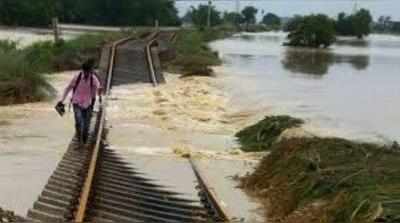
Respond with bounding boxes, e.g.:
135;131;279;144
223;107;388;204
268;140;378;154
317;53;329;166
211;32;400;143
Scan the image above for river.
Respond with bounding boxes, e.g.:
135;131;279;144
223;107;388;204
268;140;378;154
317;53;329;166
210;32;400;143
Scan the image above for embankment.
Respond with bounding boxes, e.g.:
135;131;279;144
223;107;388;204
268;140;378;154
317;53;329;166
238;116;400;223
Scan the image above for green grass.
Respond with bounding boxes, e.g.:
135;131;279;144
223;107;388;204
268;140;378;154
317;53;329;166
235;115;304;152
241;135;400;222
0;49;55;105
0;31;133;105
23;32;129;73
0;40;18;52
167;29;223;76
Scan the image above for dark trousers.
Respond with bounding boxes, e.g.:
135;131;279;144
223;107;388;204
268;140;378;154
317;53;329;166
73;104;93;144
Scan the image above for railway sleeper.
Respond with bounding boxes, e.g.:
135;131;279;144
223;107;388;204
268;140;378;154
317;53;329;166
41;189;75;202
93;195;206;222
98;161;146;177
92;190;207;217
37;195;71;209
92;201;203;223
94;186;203;211
98;166;172;188
89;209;143;223
62;153;89;163
98;159;143;174
96;173;187;199
47;177;80;191
50;172;82;186
44;181;79;196
32;201;71;218
57;160;86;170
95;179;191;202
52;167;83;180
27;209;66;223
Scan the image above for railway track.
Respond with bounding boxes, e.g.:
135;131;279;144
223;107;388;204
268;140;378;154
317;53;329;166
26;32;230;223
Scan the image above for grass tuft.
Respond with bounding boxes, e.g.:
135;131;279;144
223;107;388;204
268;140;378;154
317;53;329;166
235;115;304;152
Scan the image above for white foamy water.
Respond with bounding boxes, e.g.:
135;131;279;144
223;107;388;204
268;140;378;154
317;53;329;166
0;28;79;48
211;32;400;143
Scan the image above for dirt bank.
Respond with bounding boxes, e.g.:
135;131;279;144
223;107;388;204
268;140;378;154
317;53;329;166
238;116;400;223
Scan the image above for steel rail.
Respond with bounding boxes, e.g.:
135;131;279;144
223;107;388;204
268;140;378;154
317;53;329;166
145;32;160;87
189;159;231;222
74;36;137;223
73;31;230;223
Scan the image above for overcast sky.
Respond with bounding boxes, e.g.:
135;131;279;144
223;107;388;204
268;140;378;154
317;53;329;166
175;0;400;20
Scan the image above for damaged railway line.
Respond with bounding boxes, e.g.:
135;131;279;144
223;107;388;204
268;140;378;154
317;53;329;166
25;31;231;223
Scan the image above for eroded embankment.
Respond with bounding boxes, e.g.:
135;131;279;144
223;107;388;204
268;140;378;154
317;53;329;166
238;116;400;223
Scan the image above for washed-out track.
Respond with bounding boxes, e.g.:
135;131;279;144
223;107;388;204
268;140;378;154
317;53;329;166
26;32;230;223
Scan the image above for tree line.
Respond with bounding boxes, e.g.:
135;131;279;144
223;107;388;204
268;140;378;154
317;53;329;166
0;0;181;27
184;5;280;31
184;4;375;48
284;9;373;48
374;16;400;34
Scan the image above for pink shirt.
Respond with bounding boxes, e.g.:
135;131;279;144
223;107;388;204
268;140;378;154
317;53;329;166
61;72;101;108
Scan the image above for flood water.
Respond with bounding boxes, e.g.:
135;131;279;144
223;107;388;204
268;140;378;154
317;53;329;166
176;0;400;20
210;32;400;143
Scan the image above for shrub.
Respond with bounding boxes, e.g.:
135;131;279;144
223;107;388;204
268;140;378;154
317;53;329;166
23;32;128;72
168;30;221;76
23;41;57;73
0;50;55;105
235;115;304;152
0;40;18;52
0;32;133;105
287;14;336;48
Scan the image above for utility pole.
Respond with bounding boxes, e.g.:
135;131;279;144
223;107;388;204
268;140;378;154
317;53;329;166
52;17;60;43
207;0;212;28
352;0;359;13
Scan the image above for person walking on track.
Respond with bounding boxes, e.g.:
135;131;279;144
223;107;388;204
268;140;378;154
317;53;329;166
57;59;102;147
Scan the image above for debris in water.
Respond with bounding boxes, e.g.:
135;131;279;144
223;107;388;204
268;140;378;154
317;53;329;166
0;207;26;222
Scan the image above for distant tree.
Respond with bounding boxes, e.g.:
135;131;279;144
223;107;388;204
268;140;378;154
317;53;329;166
335;9;372;39
336;12;353;36
223;12;243;27
187;4;222;28
375;16;392;33
352;9;372;39
241;6;258;30
262;13;281;29
283;15;304;32
287;14;336;48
